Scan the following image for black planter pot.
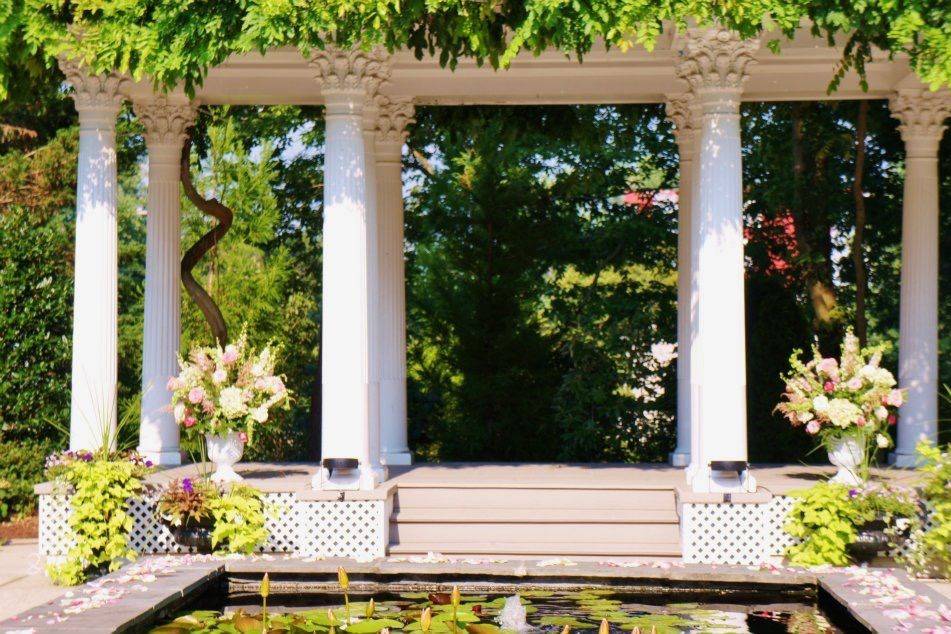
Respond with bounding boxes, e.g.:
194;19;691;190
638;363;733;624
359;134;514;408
847;518;898;563
162;518;214;553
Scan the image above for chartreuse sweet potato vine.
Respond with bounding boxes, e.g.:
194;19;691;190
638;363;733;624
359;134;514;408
0;0;949;101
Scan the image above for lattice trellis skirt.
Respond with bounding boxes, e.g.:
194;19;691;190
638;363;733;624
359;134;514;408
681;497;797;565
39;492;388;560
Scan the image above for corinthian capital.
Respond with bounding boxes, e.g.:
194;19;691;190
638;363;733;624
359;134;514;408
665;92;699;153
133;97;197;148
58;57;127;115
675;27;758;95
375;95;416;145
311;45;391;98
889;89;951;157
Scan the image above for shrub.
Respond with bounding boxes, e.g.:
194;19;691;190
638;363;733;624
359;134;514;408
901;441;951;578
0;438;59;520
207;484;269;555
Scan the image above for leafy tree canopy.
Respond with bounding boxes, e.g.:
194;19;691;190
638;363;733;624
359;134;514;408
1;0;949;101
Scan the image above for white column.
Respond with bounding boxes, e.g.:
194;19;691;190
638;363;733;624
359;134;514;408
59;60;125;452
889;89;950;467
311;47;390;490
676;28;759;493
133;98;196;465
665;93;699;468
375;96;415;466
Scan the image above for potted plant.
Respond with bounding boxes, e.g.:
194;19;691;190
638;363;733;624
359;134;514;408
846;483;919;563
776;330;905;485
168;331;291;481
156;478;217;552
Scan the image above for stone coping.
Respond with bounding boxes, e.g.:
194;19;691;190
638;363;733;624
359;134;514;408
3;555;948;633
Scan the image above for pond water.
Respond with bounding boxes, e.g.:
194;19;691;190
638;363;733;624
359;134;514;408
152;589;846;633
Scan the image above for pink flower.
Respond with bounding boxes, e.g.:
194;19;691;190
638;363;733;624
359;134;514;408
885;389;904;407
212;368;227;385
238;431;248;443
824;381;835;393
183;416;197;428
806;420;821;435
888;414;897;426
187;387;205;404
166;376;182;391
856;416;867;427
847;377;863;390
818;357;839;377
201;399;215;414
222;345;239;366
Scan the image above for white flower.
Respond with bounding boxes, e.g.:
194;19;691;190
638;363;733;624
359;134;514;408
876;433;891;449
251;363;265;377
212;367;227;385
812;395;830;413
649;342;677;366
219;386;248;419
874;406;889;420
797;411;815;423
251;406;268;423
173;402;186;423
827;398;862;428
895;517;911;531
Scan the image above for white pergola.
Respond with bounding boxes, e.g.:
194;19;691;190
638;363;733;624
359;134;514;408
60;25;950;493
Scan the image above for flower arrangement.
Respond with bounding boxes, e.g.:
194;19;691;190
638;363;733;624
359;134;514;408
776;330;904;478
168;331;290;446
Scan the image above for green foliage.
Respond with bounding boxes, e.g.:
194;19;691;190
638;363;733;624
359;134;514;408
46;454;151;585
0;439;57;519
206;484;269;555
785;482;866;566
2;0;950;104
902;441;951;578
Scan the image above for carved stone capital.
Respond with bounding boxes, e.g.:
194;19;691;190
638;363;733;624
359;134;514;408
676;27;758;109
311;45;391;100
375;95;416;146
134;97;197;150
58;57;126;120
889;89;951;157
665;92;699;154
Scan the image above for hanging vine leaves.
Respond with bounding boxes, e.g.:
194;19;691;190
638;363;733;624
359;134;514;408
0;0;949;101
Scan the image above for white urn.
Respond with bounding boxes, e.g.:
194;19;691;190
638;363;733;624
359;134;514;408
205;432;245;482
827;434;865;486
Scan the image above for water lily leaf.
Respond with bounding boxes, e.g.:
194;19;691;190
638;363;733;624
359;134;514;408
536;616;589;628
465;625;500;634
346;618;405;633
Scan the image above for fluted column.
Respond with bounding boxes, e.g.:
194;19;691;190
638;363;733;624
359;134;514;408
665;93;699;468
133;97;196;465
311;46;390;490
676;28;759;493
889;89;950;466
375;95;415;466
59;60;125;452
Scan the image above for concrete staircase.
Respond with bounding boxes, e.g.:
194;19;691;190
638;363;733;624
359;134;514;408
387;477;682;560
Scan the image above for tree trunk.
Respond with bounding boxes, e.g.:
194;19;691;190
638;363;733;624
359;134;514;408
852;100;869;346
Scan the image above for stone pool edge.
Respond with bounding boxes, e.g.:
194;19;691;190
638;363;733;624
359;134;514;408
1;556;944;633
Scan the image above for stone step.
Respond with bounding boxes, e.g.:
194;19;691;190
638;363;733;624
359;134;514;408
390;507;680;524
387;540;683;558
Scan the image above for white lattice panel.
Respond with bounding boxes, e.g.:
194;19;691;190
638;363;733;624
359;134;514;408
682;497;796;565
39;492;387;559
39;494;71;557
294;499;386;559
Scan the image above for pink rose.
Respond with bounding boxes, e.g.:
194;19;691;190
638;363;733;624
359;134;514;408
885;389;904;407
183;416;197;428
222;345;239;366
888;414;897;426
824;381;835;393
856;416;867;427
187;387;205;404
238;432;248;443
818;357;839;379
806;420;821;435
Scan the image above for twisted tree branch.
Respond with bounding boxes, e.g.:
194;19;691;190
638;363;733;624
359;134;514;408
180;136;232;346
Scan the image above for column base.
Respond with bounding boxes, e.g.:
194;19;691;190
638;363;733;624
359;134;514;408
138;448;182;466
669;449;690;467
888;451;921;469
312;463;388;491
688;464;756;494
382;450;413;466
